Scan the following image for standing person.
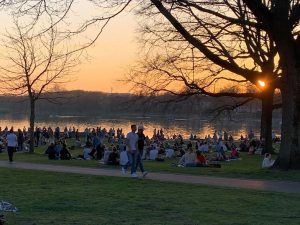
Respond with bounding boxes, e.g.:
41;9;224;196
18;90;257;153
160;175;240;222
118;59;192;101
6;128;17;163
92;133;101;149
213;131;218;143
48;127;54;144
35;127;41;147
54;127;60;141
126;124;139;177
137;125;148;177
75;129;80;141
17;129;24;152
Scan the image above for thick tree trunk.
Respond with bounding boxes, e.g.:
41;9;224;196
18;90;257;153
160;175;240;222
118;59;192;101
260;88;274;155
291;84;300;168
271;7;300;169
276;82;300;169
29;99;35;153
273;44;300;169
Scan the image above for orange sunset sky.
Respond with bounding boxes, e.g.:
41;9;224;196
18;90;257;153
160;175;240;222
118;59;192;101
69;12;138;93
0;6;139;93
0;2;251;95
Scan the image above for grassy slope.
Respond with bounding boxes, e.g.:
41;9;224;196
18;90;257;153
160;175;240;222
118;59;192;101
0;139;299;182
1;168;300;225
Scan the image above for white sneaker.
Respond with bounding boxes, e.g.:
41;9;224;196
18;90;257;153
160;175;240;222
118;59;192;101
121;167;126;175
142;171;148;178
131;173;138;178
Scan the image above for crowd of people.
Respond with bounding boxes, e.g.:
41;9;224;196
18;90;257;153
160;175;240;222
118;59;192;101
0;125;278;170
41;126;277;171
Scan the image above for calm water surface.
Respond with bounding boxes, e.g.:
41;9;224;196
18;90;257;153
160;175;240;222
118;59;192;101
0;115;281;139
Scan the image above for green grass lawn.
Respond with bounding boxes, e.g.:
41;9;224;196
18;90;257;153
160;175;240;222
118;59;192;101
0;167;300;225
0;139;299;182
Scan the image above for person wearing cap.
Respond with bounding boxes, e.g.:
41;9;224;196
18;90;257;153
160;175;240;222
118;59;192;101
137;125;148;178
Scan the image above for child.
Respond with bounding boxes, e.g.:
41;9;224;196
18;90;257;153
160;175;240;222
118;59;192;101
120;148;129;174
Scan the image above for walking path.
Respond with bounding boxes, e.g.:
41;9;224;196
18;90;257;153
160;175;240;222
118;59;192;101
0;160;299;193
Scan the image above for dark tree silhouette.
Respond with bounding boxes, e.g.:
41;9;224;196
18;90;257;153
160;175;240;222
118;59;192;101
0;21;81;152
0;0;129;152
136;0;298;169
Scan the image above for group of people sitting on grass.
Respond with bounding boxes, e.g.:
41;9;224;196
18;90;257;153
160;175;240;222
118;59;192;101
40;125;280;171
238;138;265;155
175;140;240;167
0;124;278;170
204;129;274;156
45;141;72;160
44;137;121;163
177;143;208;167
40;125;244;163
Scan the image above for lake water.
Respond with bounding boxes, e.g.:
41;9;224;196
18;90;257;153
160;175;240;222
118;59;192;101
0;114;281;139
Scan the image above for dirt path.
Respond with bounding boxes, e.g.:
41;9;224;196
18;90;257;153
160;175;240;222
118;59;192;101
0;160;299;193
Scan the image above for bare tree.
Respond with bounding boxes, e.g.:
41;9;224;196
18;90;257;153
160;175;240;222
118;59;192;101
56;0;280;155
127;39;278;153
0;21;81;152
125;0;298;169
3;0;298;168
0;0;133;152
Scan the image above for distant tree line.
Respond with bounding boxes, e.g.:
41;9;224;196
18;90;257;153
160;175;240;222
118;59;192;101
0;90;274;118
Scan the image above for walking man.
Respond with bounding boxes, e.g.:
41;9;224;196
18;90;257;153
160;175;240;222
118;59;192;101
137;125;148;177
126;124;139;177
6;128;17;163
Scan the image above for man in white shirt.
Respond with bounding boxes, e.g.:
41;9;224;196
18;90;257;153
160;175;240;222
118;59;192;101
6;128;17;163
126;124;138;177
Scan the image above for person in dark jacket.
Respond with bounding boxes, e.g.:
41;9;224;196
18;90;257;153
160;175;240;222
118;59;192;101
107;147;119;165
60;144;71;160
46;143;56;160
17;129;24;152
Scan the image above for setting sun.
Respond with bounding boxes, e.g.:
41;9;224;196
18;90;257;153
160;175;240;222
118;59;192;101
258;80;266;87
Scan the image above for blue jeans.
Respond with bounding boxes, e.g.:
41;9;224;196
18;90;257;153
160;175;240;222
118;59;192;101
136;150;145;173
128;151;138;174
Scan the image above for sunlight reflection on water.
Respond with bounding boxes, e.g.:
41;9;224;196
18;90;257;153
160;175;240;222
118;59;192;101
0;115;281;139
